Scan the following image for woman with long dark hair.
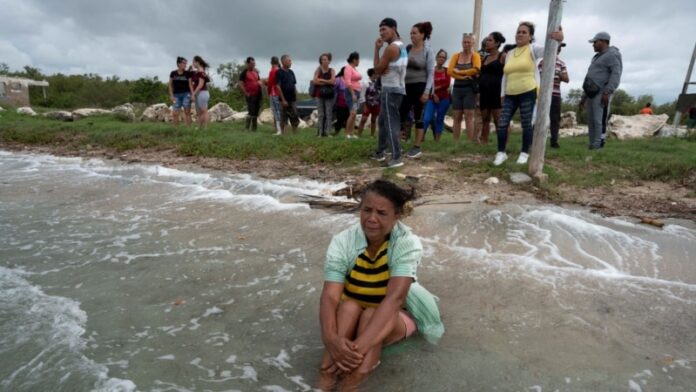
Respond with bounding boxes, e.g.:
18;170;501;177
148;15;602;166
403;21;435;159
479;32;506;144
191;55;211;130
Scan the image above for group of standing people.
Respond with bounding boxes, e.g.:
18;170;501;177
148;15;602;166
169;20;624;169
168;56;211;129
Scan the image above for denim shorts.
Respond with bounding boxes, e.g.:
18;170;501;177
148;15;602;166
172;92;191;110
346;89;361;113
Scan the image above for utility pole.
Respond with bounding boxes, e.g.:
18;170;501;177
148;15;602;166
528;0;564;182
473;0;483;41
672;42;696;128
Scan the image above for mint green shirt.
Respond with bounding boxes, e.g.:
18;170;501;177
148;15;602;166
324;222;444;344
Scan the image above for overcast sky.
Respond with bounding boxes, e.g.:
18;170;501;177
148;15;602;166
1;0;694;103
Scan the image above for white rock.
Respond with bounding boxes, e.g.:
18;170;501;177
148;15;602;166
560;111;577;129
258;108;274;124
208;102;235;122
44;111;74;121
223;111;248;122
140;103;171;122
509;172;532;184
609;114;669;140
112;103;135;122
559;126;589;138
484;177;499;185
0;106;5;112
17;107;37;116
72;108;113;118
443;116;458;131
656;125;689;138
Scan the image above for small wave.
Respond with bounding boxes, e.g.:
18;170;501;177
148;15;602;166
0;266;136;391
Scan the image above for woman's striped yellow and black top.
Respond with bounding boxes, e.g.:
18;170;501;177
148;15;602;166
342;240;390;308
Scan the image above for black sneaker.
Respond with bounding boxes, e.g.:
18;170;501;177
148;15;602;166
406;147;422;158
550;141;560;148
370;152;386;162
382;159;404;168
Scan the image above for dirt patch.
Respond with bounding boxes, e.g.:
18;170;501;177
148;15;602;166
3;142;695;221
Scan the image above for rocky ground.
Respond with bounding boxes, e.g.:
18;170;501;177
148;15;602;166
4;142;695;223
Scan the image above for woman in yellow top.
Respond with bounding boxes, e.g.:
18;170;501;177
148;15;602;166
447;33;481;141
493;22;563;166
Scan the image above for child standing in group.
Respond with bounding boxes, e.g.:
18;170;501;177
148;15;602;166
422;50;450;142
357;68;381;137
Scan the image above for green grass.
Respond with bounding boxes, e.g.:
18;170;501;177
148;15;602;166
1;111;695;191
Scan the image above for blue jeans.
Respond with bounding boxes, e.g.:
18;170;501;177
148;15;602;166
497;89;537;153
423;98;450;135
377;90;404;161
270;96;282;132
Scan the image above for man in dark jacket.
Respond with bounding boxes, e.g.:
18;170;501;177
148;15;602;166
581;32;622;149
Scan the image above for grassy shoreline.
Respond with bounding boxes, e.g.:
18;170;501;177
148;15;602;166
1;111;695;188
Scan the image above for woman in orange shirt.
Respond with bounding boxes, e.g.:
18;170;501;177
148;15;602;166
447;33;481;141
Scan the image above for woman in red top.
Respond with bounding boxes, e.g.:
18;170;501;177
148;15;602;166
422;49;450;142
191;55;211;130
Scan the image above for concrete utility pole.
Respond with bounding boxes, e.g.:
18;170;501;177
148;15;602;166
473;0;483;41
528;0;564;181
672;42;696;128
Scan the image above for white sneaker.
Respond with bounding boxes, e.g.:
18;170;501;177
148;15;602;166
516;152;529;165
493;152;508;166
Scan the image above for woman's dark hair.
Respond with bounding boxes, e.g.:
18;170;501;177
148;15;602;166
347;52;359;64
271;56;280;66
176;56;186;65
193;55;209;69
518;21;536;42
413;21;433;40
318;52;332;64
436;49;448;59
245;56;255;64
359;180;416;215
336;66;346;78
489;31;506;47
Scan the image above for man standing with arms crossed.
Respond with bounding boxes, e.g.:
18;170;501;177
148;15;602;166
371;18;408;168
581;32;622;150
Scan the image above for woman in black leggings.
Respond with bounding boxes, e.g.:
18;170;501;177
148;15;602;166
401;21;435;159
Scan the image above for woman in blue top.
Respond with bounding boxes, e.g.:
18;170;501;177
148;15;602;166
318;180;443;390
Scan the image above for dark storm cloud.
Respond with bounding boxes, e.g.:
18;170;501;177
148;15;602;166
1;0;694;102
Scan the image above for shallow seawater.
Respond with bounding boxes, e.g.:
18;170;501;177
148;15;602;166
0;150;694;392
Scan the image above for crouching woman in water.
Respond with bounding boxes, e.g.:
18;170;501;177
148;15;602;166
318;180;444;391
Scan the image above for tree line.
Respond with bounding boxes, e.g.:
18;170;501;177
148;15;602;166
1;62;252;111
0;62;682;123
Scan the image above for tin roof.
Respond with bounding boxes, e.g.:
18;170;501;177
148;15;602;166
0;76;50;87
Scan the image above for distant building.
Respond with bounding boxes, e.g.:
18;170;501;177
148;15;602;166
0;76;49;107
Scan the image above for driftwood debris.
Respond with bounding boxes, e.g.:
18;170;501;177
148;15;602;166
298;194;359;212
637;216;665;228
